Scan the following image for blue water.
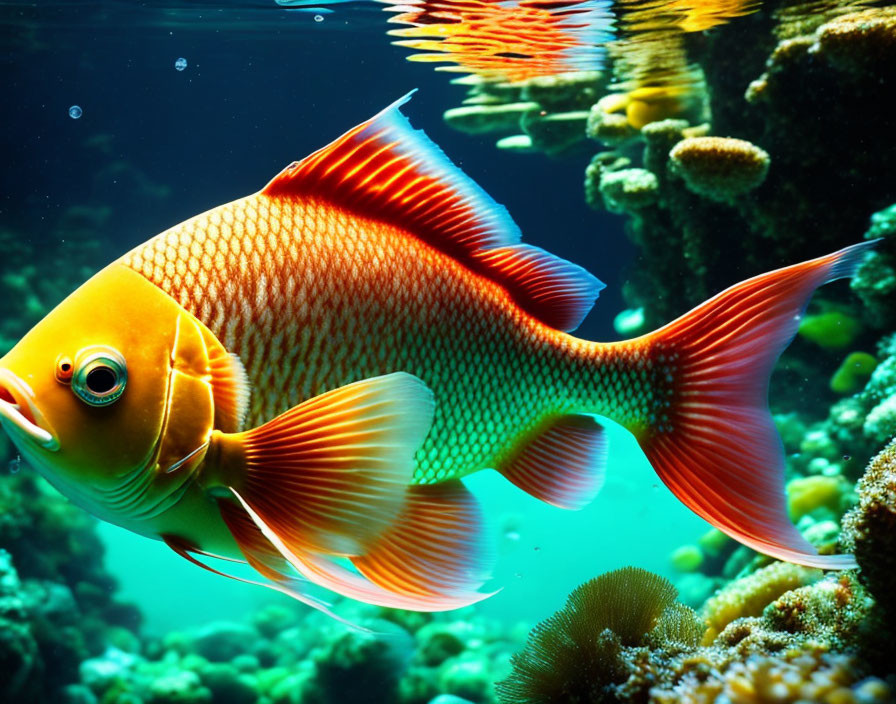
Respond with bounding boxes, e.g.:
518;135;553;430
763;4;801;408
2;0;703;635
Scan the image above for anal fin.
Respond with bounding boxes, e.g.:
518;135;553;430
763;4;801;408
351;481;493;600
231;487;494;612
498;414;608;510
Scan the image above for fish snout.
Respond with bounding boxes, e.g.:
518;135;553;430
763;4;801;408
0;367;58;450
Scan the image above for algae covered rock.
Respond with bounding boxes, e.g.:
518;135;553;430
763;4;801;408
841;440;896;623
598;168;659;214
669;136;770;201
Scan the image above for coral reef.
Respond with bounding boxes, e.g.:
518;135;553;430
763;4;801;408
841;440;896;626
653;646;892;703
499;559;895;704
76;602;520;704
0;470;141;703
700;562;822;643
495;567;704;704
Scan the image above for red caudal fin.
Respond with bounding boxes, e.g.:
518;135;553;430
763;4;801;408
639;241;879;569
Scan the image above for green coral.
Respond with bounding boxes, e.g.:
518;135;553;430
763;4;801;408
798;311;862;349
831;352;878;394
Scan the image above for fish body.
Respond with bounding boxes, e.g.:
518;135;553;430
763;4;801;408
124;189;644;487
0;94;872;615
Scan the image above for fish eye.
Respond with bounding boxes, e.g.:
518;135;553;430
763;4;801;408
55;355;74;384
72;347;127;407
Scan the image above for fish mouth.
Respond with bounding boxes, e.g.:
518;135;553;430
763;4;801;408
0;368;58;450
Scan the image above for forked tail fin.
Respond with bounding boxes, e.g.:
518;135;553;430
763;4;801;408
638;241;878;569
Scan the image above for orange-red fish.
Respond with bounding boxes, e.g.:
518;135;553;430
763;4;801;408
0;94;872;616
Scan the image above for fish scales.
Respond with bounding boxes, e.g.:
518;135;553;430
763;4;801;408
124;195;653;485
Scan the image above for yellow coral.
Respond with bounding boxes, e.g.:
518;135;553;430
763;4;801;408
813;6;896;71
701;562;822;644
786;475;850;520
669;136;770;201
665;645;893;703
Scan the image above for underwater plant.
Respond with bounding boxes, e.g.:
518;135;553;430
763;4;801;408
495;567;704;703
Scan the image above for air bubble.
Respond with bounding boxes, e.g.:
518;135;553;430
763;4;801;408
68;105;82;119
314;14;324;22
8;456;21;474
175;57;188;71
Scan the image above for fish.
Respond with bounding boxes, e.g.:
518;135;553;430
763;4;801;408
0;93;875;615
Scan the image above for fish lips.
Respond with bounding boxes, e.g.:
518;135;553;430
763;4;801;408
0;367;58;451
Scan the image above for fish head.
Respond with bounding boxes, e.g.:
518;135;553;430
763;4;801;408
0;263;218;520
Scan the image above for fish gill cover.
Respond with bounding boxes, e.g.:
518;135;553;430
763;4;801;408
1;0;895;703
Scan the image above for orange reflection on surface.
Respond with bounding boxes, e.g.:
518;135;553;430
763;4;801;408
382;0;614;83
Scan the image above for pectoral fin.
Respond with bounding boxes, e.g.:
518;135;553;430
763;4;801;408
202;372;494;612
205;372;435;558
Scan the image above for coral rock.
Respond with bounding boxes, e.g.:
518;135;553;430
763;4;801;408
701;562;823;644
668;136;770;202
598;168;660;214
841;440;896;622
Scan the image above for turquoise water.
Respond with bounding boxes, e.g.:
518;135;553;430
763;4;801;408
3;1;895;702
99;421;707;634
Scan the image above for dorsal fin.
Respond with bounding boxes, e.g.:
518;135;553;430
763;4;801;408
261;92;604;331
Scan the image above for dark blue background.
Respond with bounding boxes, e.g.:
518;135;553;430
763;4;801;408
0;0;631;340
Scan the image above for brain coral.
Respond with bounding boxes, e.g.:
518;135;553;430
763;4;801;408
669;136;770;202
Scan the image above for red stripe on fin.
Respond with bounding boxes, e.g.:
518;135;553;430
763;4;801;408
230;487;495;611
208;372;434;557
498;414;607;509
351;481;493;599
641;241;878;570
261;92;604;331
